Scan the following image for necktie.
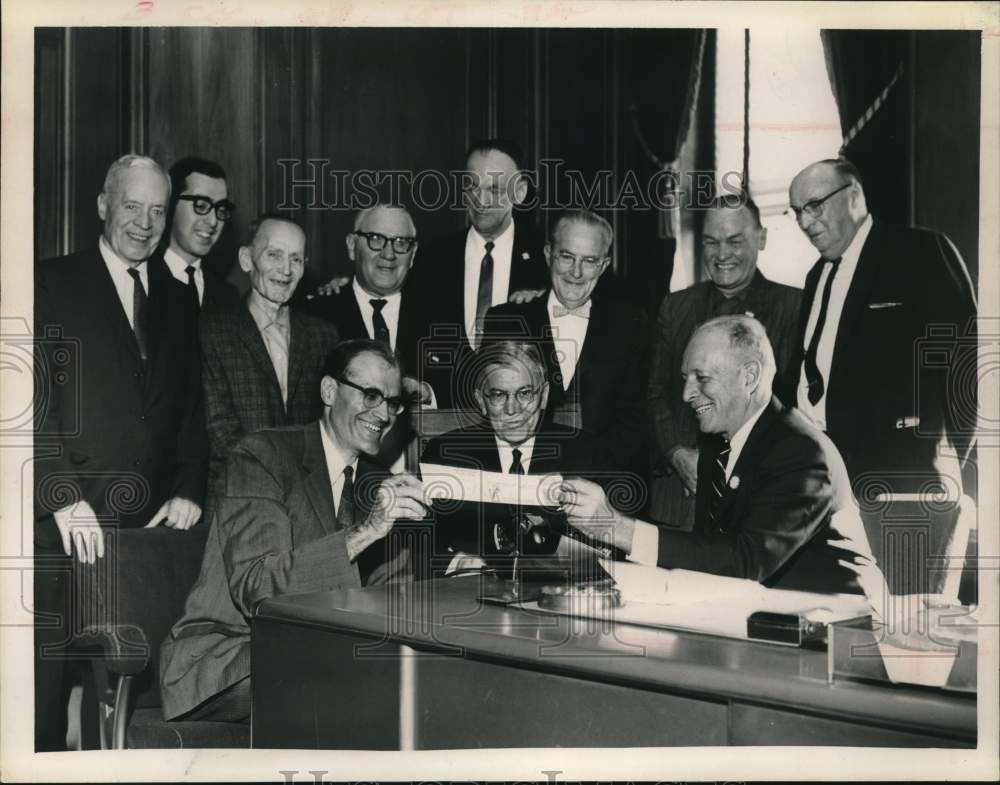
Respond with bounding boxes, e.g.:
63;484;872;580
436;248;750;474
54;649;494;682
336;465;355;530
551;304;590;319
715;294;746;316
370;299;391;346
185;265;200;311
473;241;495;347
126;268;148;360
803;257;842;405
509;448;525;475
706;441;731;530
262;321;289;405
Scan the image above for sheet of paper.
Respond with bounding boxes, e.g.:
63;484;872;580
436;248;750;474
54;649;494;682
420;462;562;507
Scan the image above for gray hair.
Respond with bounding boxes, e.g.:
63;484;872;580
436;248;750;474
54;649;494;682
549;209;614;255
102;154;170;199
695;314;776;389
353;203;416;235
474;340;547;392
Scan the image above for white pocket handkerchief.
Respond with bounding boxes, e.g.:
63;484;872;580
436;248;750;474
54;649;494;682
868;301;902;309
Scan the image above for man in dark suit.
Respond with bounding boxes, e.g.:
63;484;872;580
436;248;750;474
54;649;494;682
785;158;977;594
199;213;339;521
648;195;801;531
157;156;239;312
161;340;424;722
560;316;881;596
483;210;648;498
421;340;585;575
34;154;207;749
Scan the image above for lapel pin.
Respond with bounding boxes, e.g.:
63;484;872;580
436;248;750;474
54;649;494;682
729;475;740;490
521;251;531;261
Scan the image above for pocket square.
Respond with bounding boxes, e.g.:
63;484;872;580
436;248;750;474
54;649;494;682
868;301;902;309
895;416;920;429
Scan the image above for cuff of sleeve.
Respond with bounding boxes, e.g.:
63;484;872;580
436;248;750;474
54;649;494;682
629;521;660;567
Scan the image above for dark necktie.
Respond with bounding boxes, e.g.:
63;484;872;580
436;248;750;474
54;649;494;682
336;465;355;530
474;240;495;347
715;293;746;316
185;264;200;311
803;257;842;405
126;267;148;361
706;441;731;530
509;447;525;475
370;299;391;346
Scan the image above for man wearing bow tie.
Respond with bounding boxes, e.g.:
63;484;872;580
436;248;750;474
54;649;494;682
647;195;801;533
483;210;648;500
560;316;881;597
784;158;977;595
156;156;239;312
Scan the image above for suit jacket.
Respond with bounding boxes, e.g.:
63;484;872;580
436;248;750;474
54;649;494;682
421;422;586;567
653;398;879;595
149;255;240;312
160;422;411;719
782;220;977;494
34;248;207;542
647;272;802;529
199;300;339;520
482;293;649;491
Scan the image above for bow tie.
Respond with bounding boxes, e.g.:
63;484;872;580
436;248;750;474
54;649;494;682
552;304;590;319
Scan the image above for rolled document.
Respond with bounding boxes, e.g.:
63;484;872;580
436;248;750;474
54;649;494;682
420;462;562;507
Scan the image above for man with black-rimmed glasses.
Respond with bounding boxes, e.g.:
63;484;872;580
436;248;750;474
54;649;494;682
158;156;239;311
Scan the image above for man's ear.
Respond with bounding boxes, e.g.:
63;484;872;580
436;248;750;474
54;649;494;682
237;246;253;274
97;192;108;222
473;388;488;419
543;243;552;270
757;226;767;251
743;359;762;393
511;172;528;207
320;375;338;407
538;381;550;411
345;232;357;261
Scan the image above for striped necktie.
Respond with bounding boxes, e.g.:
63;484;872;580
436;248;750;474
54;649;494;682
706;441;731;529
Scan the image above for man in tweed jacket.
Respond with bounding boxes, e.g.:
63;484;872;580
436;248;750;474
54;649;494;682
199;214;338;519
648;196;801;531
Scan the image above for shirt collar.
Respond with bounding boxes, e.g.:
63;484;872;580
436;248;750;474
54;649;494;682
726;397;769;468
352;277;402;307
838;213;873;270
547;289;592;318
319;420;359;486
246;289;290;331
468;218;515;254
164;246;201;274
494;434;537;470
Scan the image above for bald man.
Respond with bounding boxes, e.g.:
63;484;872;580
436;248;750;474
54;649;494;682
783;158;977;595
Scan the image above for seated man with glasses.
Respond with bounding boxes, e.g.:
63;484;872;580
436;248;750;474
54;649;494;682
305;203;454;411
161;339;423;723
482;209;649;511
155;156;240;312
421;340;592;576
197;213;340;522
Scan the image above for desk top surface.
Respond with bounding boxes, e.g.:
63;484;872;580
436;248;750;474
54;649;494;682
255;574;977;740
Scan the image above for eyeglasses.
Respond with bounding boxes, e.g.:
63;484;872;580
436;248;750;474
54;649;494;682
552;250;609;273
336;376;405;415
788;182;851;220
176;194;236;221
482;387;539;409
352;231;417;255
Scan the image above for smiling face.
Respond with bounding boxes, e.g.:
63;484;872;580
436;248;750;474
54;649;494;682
97;165;170;264
702;206;765;296
322;351;402;458
463;149;527;240
238;218;306;306
681;327;754;440
170;172;228;263
347;206;416;297
789;162;866;260
475;361;549;446
544;219;611;310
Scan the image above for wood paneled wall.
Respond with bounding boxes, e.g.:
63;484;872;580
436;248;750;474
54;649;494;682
34;26;684;299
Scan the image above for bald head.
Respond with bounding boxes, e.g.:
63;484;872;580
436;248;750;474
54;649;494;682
789;159;868;260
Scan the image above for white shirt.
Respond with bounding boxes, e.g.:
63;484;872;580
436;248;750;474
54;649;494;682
163;246;204;304
547;290;591;389
352;278;402;350
464;221;515;345
99;236;147;329
630;399;769;566
495;435;536;474
319;421;359;517
796;214;873;430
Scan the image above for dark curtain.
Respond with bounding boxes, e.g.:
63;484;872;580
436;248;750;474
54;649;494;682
621;28;711;314
821;29;911;225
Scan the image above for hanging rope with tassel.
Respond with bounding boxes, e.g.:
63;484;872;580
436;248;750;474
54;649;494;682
839;61;904;154
742;28;750;192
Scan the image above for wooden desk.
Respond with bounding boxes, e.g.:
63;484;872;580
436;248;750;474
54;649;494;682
251;575;976;749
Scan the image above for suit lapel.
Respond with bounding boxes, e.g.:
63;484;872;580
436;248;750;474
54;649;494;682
574;295;613;397
235;301;285;405
714;398;784;526
286;309;307;409
789;261;825;392
301;422;340;536
342;288;370;339
91;250;144;364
